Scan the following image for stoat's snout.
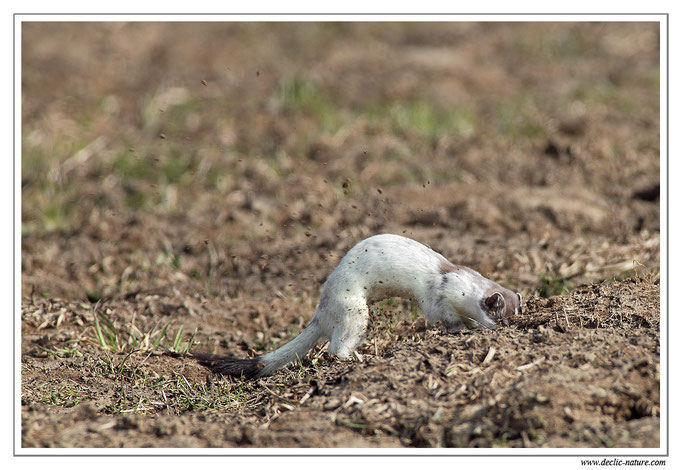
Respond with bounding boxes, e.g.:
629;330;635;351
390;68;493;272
515;292;523;316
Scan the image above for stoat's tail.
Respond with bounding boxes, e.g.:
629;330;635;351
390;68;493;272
194;318;323;379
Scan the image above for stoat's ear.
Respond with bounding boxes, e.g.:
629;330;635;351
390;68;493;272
484;292;506;318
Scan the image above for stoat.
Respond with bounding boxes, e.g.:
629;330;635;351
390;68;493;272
195;234;522;379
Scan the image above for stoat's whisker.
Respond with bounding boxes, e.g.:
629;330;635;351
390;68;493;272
456;311;495;330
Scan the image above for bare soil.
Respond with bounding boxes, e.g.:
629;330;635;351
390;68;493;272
21;22;660;449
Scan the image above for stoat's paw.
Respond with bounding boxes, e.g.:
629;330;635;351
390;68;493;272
330;349;353;361
332;350;364;362
445;324;464;333
336;353;354;362
441;319;464;333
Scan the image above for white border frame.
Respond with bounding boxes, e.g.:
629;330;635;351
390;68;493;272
13;13;669;462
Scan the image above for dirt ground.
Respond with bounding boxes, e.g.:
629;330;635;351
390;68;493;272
20;21;661;449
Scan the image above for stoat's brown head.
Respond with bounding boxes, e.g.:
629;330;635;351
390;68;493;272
438;260;522;329
482;289;522;324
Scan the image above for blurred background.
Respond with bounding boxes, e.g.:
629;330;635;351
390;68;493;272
20;21;662;449
22;22;660;302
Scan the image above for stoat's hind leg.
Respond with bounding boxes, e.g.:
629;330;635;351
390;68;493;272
328;302;369;360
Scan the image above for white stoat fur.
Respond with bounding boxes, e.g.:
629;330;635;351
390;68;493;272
195;234;522;379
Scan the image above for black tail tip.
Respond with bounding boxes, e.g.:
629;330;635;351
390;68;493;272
192;352;263;380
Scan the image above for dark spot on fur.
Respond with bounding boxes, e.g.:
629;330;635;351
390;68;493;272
426;279;435;293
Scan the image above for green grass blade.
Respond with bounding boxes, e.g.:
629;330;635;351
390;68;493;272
93;312;108;350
